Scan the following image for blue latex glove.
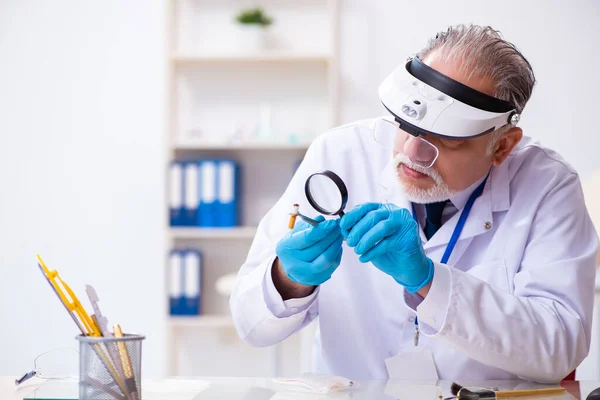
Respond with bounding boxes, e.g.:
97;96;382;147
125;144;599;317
275;215;344;286
339;202;434;293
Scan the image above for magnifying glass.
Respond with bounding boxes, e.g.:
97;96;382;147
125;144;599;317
298;170;348;226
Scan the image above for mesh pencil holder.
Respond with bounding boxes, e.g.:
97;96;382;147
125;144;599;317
76;333;145;400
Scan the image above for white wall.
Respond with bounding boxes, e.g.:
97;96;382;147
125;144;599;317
1;0;599;381
0;0;167;377
339;0;600;180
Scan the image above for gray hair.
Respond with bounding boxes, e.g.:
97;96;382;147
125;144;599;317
417;24;536;154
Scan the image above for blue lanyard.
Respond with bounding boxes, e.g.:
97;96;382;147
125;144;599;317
412;175;488;344
410;175;488;264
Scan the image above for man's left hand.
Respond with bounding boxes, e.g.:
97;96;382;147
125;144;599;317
340;202;434;293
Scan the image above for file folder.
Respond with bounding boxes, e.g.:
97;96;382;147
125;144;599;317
198;160;218;227
183;249;202;315
169;162;184;226
217;160;238;227
294;159;303;174
183;161;199;226
168;250;185;315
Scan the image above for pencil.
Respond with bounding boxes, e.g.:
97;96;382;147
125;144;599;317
114;325;139;400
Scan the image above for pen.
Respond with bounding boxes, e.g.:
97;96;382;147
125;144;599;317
414;316;419;346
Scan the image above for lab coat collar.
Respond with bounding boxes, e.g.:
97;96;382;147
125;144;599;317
448;174;487;211
489;158;511;213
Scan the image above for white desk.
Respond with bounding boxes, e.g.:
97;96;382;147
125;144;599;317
3;376;600;400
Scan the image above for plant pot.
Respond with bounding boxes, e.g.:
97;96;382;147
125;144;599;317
234;24;268;52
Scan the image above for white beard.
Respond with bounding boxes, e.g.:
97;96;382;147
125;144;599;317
393;153;457;204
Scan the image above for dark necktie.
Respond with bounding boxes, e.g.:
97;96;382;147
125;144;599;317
424;201;448;240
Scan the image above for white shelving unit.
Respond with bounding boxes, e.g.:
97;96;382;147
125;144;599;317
171;227;257;240
165;0;339;377
170;315;234;329
173;141;310;151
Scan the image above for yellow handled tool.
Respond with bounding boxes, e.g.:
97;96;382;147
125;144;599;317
37;254;101;337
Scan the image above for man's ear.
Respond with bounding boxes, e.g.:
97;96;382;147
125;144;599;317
492;127;523;166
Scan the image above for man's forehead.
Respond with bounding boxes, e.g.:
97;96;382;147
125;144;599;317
422;54;496;97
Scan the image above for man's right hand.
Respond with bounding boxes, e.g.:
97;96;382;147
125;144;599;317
274;215;344;292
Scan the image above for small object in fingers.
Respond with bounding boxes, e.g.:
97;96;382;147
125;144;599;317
288;204;300;229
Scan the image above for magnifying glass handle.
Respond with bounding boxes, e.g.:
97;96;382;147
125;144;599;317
298;213;320;226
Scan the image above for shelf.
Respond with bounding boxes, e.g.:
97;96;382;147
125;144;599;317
172;52;331;65
166;0;339;377
173;141;311;151
169;315;234;329
171;227;257;239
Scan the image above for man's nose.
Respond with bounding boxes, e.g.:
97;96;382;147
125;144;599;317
402;135;438;167
403;135;425;162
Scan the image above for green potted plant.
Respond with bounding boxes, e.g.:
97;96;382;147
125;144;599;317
234;7;274;51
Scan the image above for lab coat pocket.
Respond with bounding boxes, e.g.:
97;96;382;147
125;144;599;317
465;259;510;292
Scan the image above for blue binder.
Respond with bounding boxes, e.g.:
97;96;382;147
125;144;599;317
197;160;218;227
168;250;185;315
217;159;238;227
183;161;199;226
182;249;202;315
169;162;184;226
294;159;303;174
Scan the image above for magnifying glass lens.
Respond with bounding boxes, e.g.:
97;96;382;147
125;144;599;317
400;135;439;168
372;119;398;150
307;175;343;214
305;170;349;217
373;119;439;168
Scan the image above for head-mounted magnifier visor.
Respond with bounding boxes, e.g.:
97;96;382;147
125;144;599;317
379;56;520;138
376;56;520;167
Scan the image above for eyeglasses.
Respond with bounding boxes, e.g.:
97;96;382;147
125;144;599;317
372;118;440;168
15;347;79;386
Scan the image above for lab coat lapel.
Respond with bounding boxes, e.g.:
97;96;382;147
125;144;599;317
423;188;493;263
423;164;511;264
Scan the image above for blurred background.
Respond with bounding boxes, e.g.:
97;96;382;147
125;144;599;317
1;0;600;381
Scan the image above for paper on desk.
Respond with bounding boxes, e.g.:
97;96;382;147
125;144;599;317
142;379;210;400
272;373;355;394
384;348;438;380
384;381;441;400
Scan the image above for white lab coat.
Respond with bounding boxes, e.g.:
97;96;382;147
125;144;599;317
230;117;598;383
